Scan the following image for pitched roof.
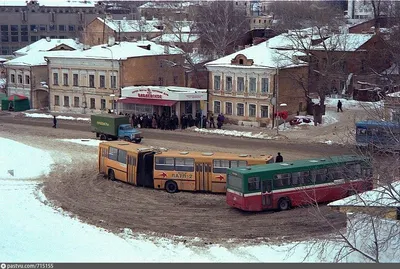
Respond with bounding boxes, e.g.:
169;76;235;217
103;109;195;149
311;33;375;51
205;34;307;69
138;1;193;9
0;0;96;7
328;181;400;208
98;17;162;33
14;38;82;56
4;51;49;66
151;33;200;44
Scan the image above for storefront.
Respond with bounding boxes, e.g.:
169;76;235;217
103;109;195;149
118;86;207;117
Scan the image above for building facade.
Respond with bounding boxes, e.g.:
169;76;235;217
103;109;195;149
205;37;307;127
0;0;142;54
45;41;185;114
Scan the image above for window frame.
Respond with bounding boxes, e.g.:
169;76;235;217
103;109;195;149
213;75;221;90
261;77;269;93
249;104;256;117
237;77;244;92
249;77;257;93
237;103;244;116
213;100;221;114
225;102;232;115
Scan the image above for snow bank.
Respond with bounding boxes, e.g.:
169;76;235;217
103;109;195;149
0;137;53;180
23;112;90;121
194;128;276;140
58;139;102;147
312;97;383;110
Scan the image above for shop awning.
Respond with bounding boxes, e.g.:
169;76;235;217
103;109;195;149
118;97;177;107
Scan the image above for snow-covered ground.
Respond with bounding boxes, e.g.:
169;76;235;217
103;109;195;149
312;97;383;110
23;112;90;121
58;138;102;147
193;128;276;140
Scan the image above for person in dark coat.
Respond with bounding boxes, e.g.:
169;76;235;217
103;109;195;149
209;114;215;128
275;152;283;163
52;115;57;128
337;100;343;112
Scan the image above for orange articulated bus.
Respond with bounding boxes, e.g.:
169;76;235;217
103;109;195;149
98;141;274;193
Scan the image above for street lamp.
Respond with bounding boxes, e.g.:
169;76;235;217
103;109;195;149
101;45;115;112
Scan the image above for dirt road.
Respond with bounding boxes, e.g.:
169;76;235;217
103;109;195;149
0;122;349;245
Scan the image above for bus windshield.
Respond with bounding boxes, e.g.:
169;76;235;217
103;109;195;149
227;173;243;191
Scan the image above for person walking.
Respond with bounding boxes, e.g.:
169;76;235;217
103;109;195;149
337;100;343;112
52;115;57;128
275;152;283;163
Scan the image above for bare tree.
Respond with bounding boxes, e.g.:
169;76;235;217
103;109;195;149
193;1;250;58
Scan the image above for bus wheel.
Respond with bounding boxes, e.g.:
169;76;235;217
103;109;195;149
278;198;290;211
99;134;106;140
108;169;116;181
165;180;178;193
124;136;130;141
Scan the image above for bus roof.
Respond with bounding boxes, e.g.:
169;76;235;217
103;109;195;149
356;120;400;128
154;150;273;161
99;141;153;152
228;155;368;175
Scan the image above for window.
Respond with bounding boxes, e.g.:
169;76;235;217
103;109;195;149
39;24;47;31
11;36;19;42
345;163;362;180
17;75;22;84
89;75;95;88
237;77;244;92
30;36;38;42
230;160;247;168
63;73;68;86
274;173;291;188
10;74;15;83
310;169;327;184
225;102;232;115
25;75;30;84
249;104;256;117
213;101;221;114
214;75;221;90
185;102;192;114
58;25;66;32
248;177;260;191
49;24;56;31
108;147;118;161
213;159;230;173
99;75;105;88
158;77;164;86
261;78;269;93
68;25;75;31
291;171;309;185
239;59;244;65
74;96;79;107
53;73;59;85
90;98;95;109
101;99;106;110
30;24;37;32
54;95;60;106
261;105;269;118
127;155;137;166
155;157;175;171
111;75;116;88
249;77;256;93
73;74;78;86
227;173;243;191
63;96;69;107
117;149;127;164
225;76;232;92
237;103;244;116
175;158;194;172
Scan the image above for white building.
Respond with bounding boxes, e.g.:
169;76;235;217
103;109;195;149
347;0;374;21
119;86;207;117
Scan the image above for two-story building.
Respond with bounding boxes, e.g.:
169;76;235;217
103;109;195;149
45;40;185;114
3;38;80;109
205;34;308;127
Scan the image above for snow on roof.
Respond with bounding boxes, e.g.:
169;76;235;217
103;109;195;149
14;38;81;56
328;181;400;208
0;0;96;7
311;33;375;52
0;57;8;62
98;17;162;33
122;85;206;94
4;51;49;66
382;63;400;76
151;34;199;44
138;1;193;9
267;33;312;50
205;35;307;69
45;41;183;61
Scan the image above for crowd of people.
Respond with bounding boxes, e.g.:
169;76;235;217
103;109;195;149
113;110;226;130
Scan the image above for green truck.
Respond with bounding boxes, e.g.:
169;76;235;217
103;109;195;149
91;114;142;143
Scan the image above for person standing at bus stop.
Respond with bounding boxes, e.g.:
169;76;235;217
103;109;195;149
276;152;283;163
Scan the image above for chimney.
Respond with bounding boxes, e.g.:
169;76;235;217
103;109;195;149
105;14;112;20
108;36;115;46
45;36;51;42
164;45;169;54
123;17;126;21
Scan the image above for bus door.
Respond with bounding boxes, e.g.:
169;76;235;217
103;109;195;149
136;151;155;188
127;154;136;185
99;146;108;174
261;180;273;209
195;162;211;191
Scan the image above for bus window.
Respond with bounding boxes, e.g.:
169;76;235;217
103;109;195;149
227;173;243;191
175;158;195;172
291;171;308;185
238;160;247;167
108;147;118;161
345;163;361;180
117;149;127;164
362;167;373;178
311;169;327;184
327;166;342;181
230;160;248;168
155;157;175;171
274;173;291;188
248;177;260;191
261;180;272;193
357;128;367;135
213;159;230;173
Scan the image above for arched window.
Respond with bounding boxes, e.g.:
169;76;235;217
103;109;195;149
239;59;244;65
